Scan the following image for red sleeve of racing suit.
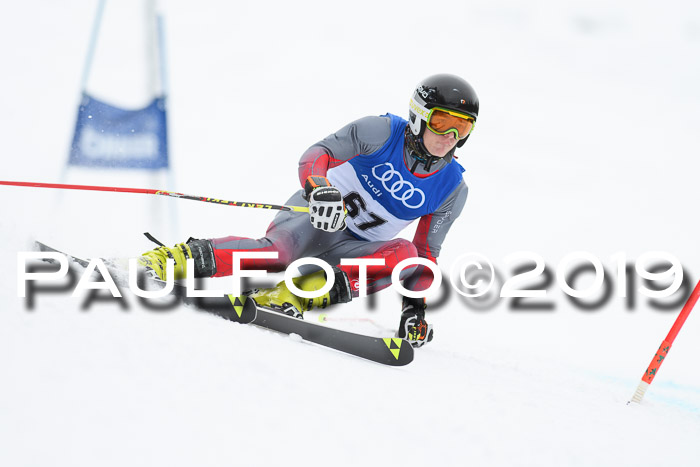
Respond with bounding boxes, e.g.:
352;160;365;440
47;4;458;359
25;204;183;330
298;146;347;188
409;214;439;291
298;116;392;188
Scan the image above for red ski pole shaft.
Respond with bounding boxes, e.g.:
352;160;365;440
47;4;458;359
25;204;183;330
0;180;309;213
628;279;700;404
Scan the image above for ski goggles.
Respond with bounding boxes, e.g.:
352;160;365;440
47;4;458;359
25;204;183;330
410;97;476;140
426;107;475;140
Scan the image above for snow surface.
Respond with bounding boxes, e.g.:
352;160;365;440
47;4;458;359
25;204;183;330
2;0;700;466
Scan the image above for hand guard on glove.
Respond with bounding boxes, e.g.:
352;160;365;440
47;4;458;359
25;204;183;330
304;175;347;233
397;297;434;348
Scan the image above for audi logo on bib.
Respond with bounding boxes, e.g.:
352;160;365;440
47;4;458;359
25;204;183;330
371;163;426;209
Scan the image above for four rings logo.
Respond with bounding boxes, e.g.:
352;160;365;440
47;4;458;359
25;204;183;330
371;163;425;209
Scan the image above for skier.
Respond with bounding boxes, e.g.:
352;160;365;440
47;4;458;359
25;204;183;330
139;73;479;348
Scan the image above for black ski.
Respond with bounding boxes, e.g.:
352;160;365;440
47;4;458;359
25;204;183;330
250;305;413;366
33;241;414;366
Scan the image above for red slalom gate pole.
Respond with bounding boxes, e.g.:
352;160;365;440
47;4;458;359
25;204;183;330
0;180;309;213
628;279;700;404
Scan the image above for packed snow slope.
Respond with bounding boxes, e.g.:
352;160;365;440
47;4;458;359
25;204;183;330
1;1;700;466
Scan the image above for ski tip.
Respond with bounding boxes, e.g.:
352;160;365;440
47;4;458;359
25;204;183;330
381;337;414;366
224;294;257;323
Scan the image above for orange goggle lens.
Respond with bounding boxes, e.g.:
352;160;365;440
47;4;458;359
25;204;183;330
427;108;475;140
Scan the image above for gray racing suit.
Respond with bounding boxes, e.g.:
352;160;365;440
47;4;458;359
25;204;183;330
208;115;468;297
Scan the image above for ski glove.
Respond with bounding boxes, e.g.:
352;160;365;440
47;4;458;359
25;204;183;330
397;297;434;348
305;175;347;232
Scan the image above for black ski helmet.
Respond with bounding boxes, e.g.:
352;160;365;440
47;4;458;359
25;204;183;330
408;73;479;149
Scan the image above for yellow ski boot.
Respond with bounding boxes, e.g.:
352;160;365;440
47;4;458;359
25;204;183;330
247;267;352;318
138;238;217;281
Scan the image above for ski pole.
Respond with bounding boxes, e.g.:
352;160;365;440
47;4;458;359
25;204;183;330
628;279;700;404
0;180;309;213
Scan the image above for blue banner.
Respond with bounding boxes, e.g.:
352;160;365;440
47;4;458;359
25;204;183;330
68;93;169;169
